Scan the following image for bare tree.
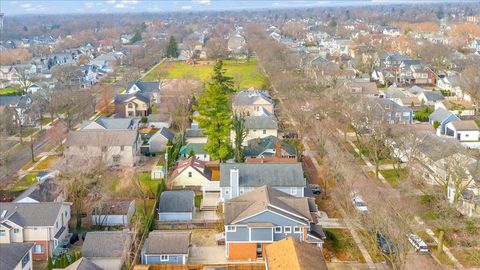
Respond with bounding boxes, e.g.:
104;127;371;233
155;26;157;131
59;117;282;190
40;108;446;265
459;65;480;113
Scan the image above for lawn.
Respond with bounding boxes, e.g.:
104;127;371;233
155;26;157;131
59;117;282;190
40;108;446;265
31;155;59;171
451;248;480;267
379;168;407;188
10;173;38;192
41;117;52;125
356;229;385;263
323;228;365;262
0;87;19;96
475;119;480;129
142;60;266;89
195;195;203;208
139;172;162;198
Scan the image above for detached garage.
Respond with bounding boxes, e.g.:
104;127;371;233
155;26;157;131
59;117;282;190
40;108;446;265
159;191;195;221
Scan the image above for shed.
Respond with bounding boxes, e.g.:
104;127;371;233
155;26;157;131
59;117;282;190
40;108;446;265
159;191;195;221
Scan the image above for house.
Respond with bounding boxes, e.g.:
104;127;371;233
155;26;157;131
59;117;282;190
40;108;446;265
80;116;139;131
91;200;136;227
458;189;480;218
223;186;324;260
82;231;132;270
114;92;151;118
169;156;213;188
435;100;476;116
141;231;191;264
185;128;207;144
228;34;247;56
147;127;175;153
64;130;140;167
369;98;413;124
346;81;378;96
232;90;274;116
234;115;278;145
0;243;33;270
220;163;306;201
0;202;71;260
417;91;445;105
264;237;328;270
158;191;195;221
65;257;102;270
125;81;161;103
179;143;210;161
428;107;460;135
5;95;39;127
243;136;297;160
14;178;64;203
445;120;480;142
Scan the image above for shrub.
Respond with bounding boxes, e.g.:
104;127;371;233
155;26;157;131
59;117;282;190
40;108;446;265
465;219;478;234
141;116;148;123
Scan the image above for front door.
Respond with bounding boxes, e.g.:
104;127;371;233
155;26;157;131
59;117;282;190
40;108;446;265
256;243;262;258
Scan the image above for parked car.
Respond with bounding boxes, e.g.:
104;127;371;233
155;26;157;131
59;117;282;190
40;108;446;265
407;234;429;253
309;184;321;195
377;232;395;254
351;192;368;213
315;113;321;120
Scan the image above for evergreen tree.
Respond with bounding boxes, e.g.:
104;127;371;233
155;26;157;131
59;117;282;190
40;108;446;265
166;35;179;58
47;257;53;270
211;60;234;94
233;113;248;162
194;83;232;161
130;30;142;43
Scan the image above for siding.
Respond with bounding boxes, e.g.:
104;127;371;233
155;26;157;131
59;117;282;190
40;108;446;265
250;228;273;242
226;226;249;242
142;254;186;264
159;212;192;221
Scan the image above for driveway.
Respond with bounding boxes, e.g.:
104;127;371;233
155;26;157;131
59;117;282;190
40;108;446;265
189;229;227;264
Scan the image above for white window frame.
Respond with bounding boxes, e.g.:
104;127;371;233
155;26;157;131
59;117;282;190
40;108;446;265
0;230;5;236
160;255;169;262
33;244;44;254
226;226;236;232
294;226;301;233
290;187;297;195
13;228;20;234
284;226;292;233
274;226;282;233
188;171;192;177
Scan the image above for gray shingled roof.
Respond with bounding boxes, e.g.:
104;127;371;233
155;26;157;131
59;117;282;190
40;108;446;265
151;127;175;142
0;243;33;270
127;81;160;93
159;191;195;213
220;163;304;187
450;120;480;131
185;128;206;138
114;92;150;104
422;91;445;101
0;202;66;227
66;130;138;147
232;90;272;106
245;115;278;129
243;136;297;157
429;107;455;122
65;258;102;270
82;116;138;130
14;178;61;203
82;231;132;258
143;231;191;254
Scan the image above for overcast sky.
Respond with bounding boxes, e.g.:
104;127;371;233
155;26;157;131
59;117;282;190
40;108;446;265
0;0;474;15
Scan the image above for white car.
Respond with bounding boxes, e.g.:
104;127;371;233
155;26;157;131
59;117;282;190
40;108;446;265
407;234;429;253
351;192;368;213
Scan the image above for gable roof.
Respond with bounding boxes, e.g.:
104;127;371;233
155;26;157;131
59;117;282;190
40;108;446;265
14;178;61;203
82;231;132;258
185;128;206;138
144;231;191;254
429;107;456;122
220;163;304;187
422;91;444;101
450;120;480;131
224;186;311;225
114;92;150;104
127;81;160;93
170;156;211;180
0;243;33;270
149;127;174;142
66;130;138;147
81;116;138;130
244;135;297;157
245;115;278;129
179;143;207;156
65;258;102;270
265;237;328;270
232;90;273;107
93;200;134;215
0;202;67;227
159;191;195;213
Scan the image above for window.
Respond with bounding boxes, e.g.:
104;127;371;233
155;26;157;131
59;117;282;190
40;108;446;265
13;228;20;234
263;129;266;135
160;255;169;262
101;146;107;152
33;227;39;231
226;226;236;232
274;226;282;233
33;244;44;254
0;230;5;236
128;103;133;108
65;211;68;218
188;172;192;177
56;221;58;228
284;226;292;233
120;146;124;151
294;227;301;233
21;253;30;268
112;155;121;164
290;188;297;195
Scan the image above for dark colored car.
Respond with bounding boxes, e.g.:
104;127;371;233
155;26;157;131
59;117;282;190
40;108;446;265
69;232;79;245
309;184;321;195
377;232;395;254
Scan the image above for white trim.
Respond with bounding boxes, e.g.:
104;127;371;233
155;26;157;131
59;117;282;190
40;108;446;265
226;225;236;232
160;255;169;262
232;209;308;226
284;226;292;233
274;226;282;233
294;226;301;233
268;204;310;223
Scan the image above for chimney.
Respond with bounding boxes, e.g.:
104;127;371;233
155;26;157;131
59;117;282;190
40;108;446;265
230;168;239;198
275;140;282;158
256;137;261;144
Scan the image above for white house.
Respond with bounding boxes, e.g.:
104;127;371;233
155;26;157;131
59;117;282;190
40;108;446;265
445;120;480;142
91;200;136;227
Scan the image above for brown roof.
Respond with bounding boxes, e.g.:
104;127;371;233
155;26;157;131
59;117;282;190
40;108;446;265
450;120;480;131
66;130;138;147
170;156;212;180
144;230;191;254
265;237;328;270
245;157;298;164
93;200;134;215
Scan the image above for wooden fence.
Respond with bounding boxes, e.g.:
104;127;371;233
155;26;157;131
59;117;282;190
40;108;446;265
154;220;217;230
135;263;265;270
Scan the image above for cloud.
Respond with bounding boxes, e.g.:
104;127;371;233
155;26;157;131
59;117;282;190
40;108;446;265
106;0;116;3
115;3;126;8
193;0;211;5
84;2;95;8
20;3;33;8
181;5;192;9
114;0;140;8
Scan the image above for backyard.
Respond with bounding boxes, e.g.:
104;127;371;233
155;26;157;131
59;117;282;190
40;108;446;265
142;60;266;89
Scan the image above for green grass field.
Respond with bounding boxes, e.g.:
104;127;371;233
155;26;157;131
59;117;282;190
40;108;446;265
142;60;266;89
0;87;20;96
